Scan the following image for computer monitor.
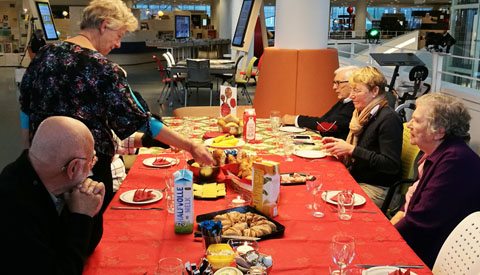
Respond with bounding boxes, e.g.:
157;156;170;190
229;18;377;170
175;15;190;39
35;1;59;40
232;0;254;47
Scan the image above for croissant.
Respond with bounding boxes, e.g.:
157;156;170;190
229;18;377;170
232;222;248;231
223;227;242;236
251;224;272;235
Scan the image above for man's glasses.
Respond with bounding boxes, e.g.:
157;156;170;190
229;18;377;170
61;152;98;171
333;80;349;86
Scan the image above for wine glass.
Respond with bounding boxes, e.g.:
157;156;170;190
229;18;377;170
330;234;355;275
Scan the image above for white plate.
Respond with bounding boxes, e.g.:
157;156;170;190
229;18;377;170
204;138;246;149
321;190;366;206
294;150;326;159
363;266;417;275
119;189;163;205
142;157;178;168
279;126;306;133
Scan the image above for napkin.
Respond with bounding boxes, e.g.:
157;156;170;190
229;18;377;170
152;157;170;166
203;131;225;140
317;122;338;133
329;191;354;202
389;269;411;275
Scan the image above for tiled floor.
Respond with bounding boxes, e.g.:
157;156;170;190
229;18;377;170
0;52;255;170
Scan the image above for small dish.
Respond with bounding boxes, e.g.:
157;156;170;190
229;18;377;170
293;150;327;159
321;190;366;206
142;157;178;168
213;267;243;275
119;189;163;205
363;266;418;275
227;239;259;255
204;138;246;149
279;126;305;133
206;243;235;270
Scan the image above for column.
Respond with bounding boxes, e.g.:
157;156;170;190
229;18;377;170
354;0;367;38
211;0;232;39
275;0;330;49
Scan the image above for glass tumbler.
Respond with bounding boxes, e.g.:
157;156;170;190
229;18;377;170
154;257;183;275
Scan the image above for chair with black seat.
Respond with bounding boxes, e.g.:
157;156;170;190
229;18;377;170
381;122;422;218
185;59;214;106
152;55;182;104
235;56;257;104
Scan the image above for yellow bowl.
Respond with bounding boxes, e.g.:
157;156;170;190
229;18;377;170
206;243;235;270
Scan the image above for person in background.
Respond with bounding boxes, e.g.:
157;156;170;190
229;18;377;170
392;93;480;268
27;29;47;59
322;66;403;207
281;66;358;139
111;131;169;192
0;116;104;274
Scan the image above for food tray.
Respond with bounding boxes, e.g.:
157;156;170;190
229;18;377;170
280;173;316;186
196;205;285;241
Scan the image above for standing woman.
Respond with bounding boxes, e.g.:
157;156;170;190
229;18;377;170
20;0;213;252
322;66;403;207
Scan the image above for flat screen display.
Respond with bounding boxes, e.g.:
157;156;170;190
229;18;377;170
232;0;254;47
35;1;58;40
175;15;190;39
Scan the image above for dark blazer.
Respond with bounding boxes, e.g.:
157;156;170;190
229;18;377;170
349;106;403;188
0;150;94;275
396;138;480;268
297;100;355;140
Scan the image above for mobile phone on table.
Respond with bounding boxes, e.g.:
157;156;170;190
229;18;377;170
293;135;312;141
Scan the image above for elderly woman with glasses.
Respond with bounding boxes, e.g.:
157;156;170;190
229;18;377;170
391;93;480;268
19;0;213;253
323;66;403;207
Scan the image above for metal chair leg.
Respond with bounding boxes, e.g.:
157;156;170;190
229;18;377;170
209;87;213;106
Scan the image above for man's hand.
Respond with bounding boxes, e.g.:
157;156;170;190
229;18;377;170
281;115;296;125
322;137;355;157
65;179;105;217
189;143;214;165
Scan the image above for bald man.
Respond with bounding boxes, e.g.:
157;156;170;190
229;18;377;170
0;116;105;275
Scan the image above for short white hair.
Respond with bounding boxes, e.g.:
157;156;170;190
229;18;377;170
335;65;360;79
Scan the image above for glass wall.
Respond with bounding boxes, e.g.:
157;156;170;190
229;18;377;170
134;4;211;20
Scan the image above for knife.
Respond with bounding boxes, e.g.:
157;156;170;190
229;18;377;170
110;206;164;211
221;235;261;241
355;264;424;269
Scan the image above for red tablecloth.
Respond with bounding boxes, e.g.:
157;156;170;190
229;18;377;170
83;154;432;275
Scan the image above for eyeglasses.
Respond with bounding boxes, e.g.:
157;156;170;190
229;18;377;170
350;88;366;95
333;80;349;86
61;151;98;171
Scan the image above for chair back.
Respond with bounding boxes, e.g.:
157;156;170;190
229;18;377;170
186;59;211;84
400;123;421;179
381;123;420;215
245;56;258;78
432;211;480;274
166;51;176;65
256;54;264;73
163;53;173;68
152;55;166;79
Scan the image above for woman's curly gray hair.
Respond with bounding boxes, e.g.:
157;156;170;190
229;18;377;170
416;93;471;141
81;0;138;32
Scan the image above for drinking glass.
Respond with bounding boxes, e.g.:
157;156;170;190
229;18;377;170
330;234;355;275
337;190;355;220
270;110;281;137
312;186;325;218
154;257;183;275
305;173;320;211
282;135;295;162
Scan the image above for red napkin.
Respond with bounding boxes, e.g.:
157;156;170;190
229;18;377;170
329;191;354;202
152;158;170;166
133;188;155;202
388;269;411;275
202;132;225;140
317;122;338;132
